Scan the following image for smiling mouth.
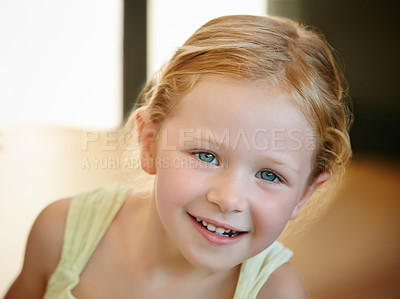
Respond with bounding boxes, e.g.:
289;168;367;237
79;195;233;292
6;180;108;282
192;216;243;238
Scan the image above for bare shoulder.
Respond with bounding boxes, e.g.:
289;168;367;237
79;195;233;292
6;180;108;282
257;263;309;299
30;198;72;275
4;198;71;299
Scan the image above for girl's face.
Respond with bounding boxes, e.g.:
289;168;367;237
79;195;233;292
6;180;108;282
140;77;329;272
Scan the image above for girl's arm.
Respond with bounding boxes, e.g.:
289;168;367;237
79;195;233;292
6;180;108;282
257;263;309;299
4;198;71;299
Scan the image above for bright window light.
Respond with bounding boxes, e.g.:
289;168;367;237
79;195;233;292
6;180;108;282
0;0;123;129
147;0;267;77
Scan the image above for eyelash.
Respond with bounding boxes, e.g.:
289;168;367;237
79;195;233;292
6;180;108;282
255;170;284;183
192;151;285;184
193;151;220;165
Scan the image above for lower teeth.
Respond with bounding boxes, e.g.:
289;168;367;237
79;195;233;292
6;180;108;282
215;231;238;237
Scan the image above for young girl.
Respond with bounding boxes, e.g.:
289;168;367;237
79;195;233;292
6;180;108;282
5;15;351;298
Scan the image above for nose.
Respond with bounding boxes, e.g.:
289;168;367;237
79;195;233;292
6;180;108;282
206;171;248;213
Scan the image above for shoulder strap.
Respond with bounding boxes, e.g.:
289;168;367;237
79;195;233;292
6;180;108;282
44;183;131;299
233;241;293;299
60;183;131;273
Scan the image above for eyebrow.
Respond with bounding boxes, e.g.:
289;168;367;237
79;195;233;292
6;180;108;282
262;155;300;174
183;131;229;150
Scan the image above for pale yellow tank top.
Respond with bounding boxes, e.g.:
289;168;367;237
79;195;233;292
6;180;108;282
43;184;293;299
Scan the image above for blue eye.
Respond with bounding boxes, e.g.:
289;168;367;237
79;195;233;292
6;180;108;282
194;152;219;165
256;170;282;182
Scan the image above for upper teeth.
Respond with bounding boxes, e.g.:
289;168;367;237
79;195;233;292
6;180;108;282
196;217;236;235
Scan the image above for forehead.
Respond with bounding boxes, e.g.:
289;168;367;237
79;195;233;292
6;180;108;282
166;77;312;134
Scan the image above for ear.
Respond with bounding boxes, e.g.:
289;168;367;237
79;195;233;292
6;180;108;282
136;107;157;174
289;171;331;220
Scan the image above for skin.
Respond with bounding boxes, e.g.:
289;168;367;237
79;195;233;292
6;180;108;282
138;77;328;296
4;198;70;299
5;77;328;298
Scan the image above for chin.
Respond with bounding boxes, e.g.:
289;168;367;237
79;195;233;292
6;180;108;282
181;247;244;273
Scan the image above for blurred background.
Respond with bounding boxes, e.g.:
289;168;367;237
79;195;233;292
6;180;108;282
1;0;399;298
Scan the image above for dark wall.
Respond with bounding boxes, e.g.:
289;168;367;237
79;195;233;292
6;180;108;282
269;0;400;159
123;0;147;120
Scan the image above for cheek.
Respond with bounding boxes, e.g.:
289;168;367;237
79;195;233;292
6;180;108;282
155;165;202;210
155;169;185;233
250;195;298;244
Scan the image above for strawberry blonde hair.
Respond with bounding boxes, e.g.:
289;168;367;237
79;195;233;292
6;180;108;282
124;14;352;189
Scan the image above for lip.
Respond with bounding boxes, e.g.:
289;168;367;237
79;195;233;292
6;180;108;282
188;213;247;246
